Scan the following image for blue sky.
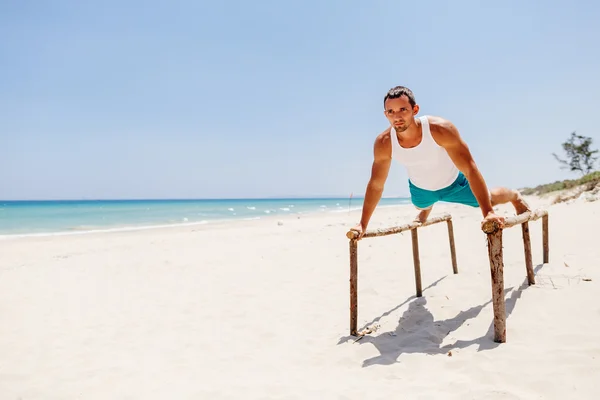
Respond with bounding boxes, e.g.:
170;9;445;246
1;0;599;200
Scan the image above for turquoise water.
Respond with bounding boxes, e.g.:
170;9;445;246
0;198;411;237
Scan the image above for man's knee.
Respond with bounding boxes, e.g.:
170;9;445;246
414;204;433;211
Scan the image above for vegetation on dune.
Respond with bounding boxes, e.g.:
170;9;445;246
520;132;599;196
520;171;600;196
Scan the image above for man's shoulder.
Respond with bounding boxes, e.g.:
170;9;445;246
374;127;393;148
424;115;455;133
375;126;392;144
373;127;393;158
424;115;460;146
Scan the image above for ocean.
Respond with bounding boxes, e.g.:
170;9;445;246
0;197;412;237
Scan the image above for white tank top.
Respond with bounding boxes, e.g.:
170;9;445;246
390;116;459;191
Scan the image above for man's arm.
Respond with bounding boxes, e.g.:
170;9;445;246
429;118;494;217
359;133;392;229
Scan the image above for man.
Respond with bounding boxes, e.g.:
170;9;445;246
351;86;530;239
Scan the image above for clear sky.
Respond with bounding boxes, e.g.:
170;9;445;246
1;0;599;200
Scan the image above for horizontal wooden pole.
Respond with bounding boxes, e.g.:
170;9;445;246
346;213;452;240
481;209;548;234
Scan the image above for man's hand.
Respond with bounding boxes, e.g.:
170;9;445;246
350;223;366;240
482;211;505;230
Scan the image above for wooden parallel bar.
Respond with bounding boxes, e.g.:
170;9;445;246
346;213;452;240
482;208;549;343
347;213;457;336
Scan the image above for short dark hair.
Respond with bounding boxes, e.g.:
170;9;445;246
384;86;416;108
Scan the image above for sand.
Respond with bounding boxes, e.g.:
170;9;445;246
1;195;599;399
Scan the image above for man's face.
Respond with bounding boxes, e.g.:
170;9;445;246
384;96;419;132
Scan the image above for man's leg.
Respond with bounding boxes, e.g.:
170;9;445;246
408;180;437;223
438;172;531;215
489;187;531;214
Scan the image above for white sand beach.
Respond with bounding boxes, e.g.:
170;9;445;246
1;194;599;399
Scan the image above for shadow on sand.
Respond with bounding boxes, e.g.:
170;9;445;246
338;264;545;367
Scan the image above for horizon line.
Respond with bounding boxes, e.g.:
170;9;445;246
0;195;412;202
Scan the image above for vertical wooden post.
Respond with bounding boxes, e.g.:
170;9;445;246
447;219;458;274
411;228;422;297
349;239;358;336
487;230;506;343
542;214;549;263
521;222;535;285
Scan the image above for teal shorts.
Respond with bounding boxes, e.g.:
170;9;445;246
409;172;480;209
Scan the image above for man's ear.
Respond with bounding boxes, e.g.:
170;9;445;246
412;104;420;115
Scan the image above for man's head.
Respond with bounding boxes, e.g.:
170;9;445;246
383;86;419;132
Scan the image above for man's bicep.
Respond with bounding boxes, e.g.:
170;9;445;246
445;138;476;171
443;144;478;179
369;140;391;187
436;123;477;173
